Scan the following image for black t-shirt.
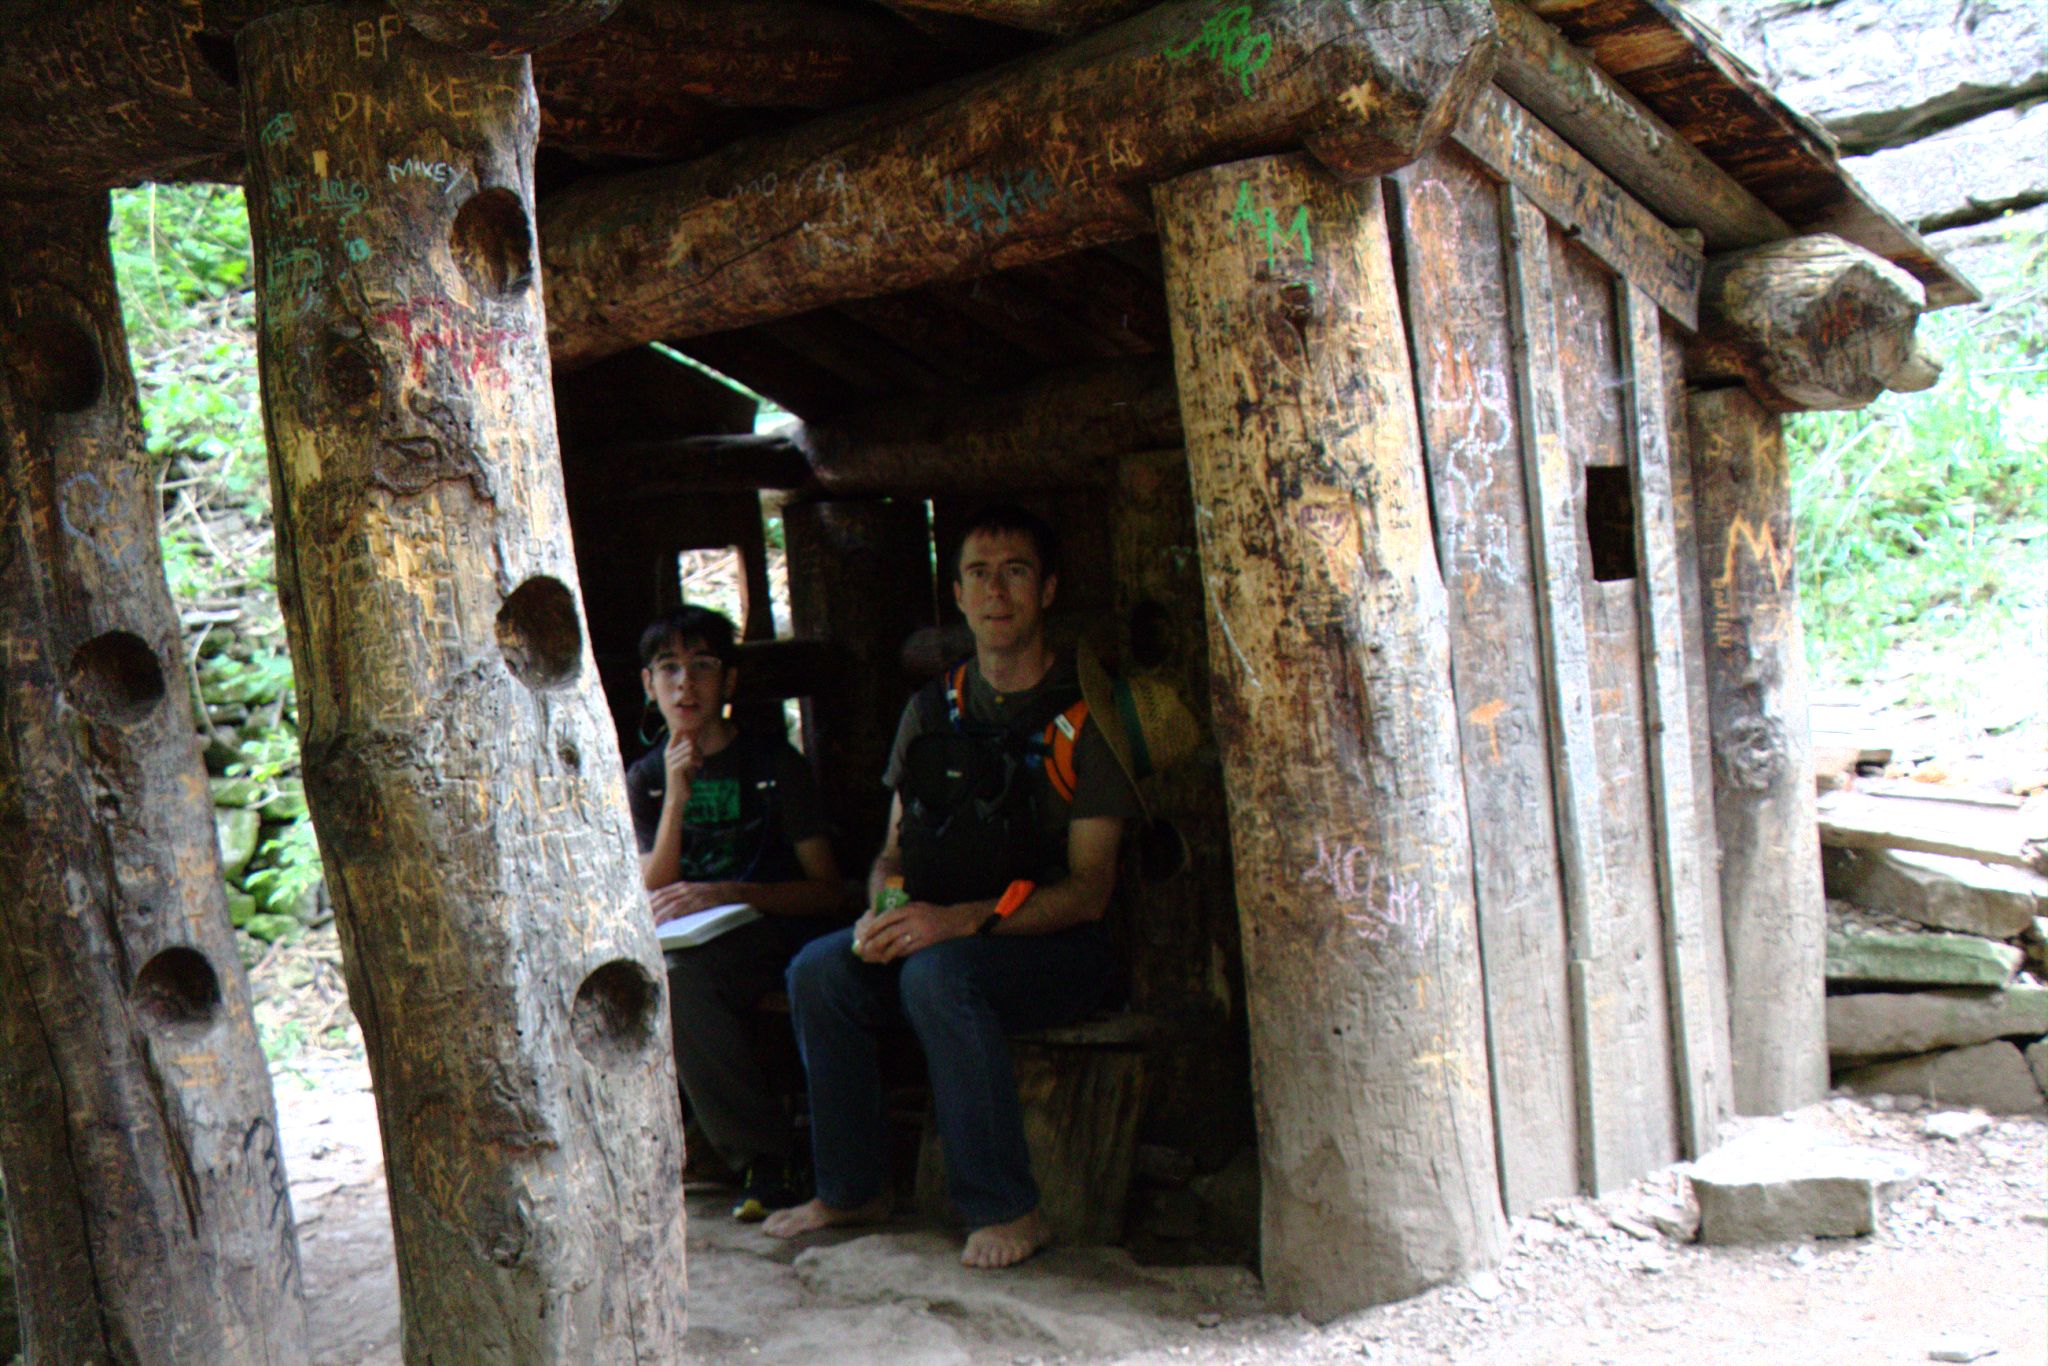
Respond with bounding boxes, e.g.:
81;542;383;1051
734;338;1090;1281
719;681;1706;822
625;728;828;883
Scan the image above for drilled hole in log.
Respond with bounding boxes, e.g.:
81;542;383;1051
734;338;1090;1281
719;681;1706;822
10;317;104;414
324;331;380;406
571;959;659;1071
558;742;582;773
496;577;582;689
450;189;534;297
192;31;239;86
133;947;223;1034
68;632;167;724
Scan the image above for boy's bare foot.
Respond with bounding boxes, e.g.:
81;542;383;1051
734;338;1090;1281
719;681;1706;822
761;1194;891;1239
962;1208;1051;1268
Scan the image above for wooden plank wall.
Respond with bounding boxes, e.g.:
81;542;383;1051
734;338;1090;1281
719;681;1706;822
1395;135;1714;1202
1551;235;1682;1188
1391;147;1580;1216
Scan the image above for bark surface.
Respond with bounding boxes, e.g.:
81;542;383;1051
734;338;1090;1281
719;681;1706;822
0;192;309;1365
237;8;686;1360
1156;153;1504;1320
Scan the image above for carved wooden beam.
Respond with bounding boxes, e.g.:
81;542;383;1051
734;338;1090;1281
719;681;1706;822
396;0;623;53
1690;234;1938;413
538;0;1498;368
238;10;688;1357
0;192;309;1365
870;0;1149;36
1489;0;1787;252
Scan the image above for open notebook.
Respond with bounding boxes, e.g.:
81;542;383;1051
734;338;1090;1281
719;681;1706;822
655;902;760;950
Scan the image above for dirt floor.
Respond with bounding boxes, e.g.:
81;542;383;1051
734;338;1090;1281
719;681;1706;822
276;1051;2045;1366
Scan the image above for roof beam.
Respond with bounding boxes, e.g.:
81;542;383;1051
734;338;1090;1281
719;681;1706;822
537;0;1500;369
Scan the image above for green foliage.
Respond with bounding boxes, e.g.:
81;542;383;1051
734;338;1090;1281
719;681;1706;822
108;183;253;345
1786;229;2048;715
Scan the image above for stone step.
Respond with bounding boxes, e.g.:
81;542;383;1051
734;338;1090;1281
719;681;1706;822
1825;931;2024;989
1825;846;2047;940
1683;1119;1923;1245
1828;985;2048;1059
1835;1040;2048;1114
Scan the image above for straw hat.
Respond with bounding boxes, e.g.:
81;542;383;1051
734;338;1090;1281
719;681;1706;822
1076;638;1202;795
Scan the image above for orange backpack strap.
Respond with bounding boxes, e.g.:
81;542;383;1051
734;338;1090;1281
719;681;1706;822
1043;699;1089;803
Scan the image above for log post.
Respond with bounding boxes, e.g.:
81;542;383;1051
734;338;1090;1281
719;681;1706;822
237;8;686;1360
1686;387;1828;1115
1689;234;1939;412
783;498;934;874
0;193;309;1363
1156;153;1504;1319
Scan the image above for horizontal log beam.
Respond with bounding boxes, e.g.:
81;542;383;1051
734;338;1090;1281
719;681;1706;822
806;358;1180;493
583;431;815;494
1489;0;1787;252
1688;233;1936;412
538;0;1498;368
395;0;622;54
1451;85;1701;329
871;0;1150;36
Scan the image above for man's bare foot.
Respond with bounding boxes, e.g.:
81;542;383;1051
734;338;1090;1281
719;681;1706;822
962;1208;1051;1269
761;1194;890;1239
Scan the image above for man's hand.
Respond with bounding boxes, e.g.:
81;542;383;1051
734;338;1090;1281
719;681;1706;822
852;900;980;963
650;881;734;925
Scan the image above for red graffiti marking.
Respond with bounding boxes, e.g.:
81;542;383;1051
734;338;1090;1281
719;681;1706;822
373;297;518;388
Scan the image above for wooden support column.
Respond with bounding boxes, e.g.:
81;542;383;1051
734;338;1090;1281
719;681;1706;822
783;497;934;870
1157;154;1504;1319
1686;387;1828;1116
0;194;308;1363
238;9;686;1361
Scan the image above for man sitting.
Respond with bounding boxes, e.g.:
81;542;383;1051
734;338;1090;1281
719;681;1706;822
627;606;845;1220
764;506;1140;1268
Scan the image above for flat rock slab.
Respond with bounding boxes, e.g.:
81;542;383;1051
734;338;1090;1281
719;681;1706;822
1824;846;2046;940
1685;1120;1923;1245
1827;985;2048;1059
2028;1040;2048;1095
1825;931;2023;989
1825;845;2046;940
1836;1040;2048;1115
1844;102;2048;229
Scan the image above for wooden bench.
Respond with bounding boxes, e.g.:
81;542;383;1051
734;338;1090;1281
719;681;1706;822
912;1012;1163;1245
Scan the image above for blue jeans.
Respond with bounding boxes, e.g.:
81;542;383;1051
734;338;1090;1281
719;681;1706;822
784;925;1113;1227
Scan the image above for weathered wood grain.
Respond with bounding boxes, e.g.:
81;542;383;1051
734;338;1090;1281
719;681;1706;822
1453;85;1701;329
1110;448;1252;1172
237;10;687;1360
1685;385;1828;1115
1554;237;1679;1189
1158;152;1504;1319
1618;283;1723;1159
784;497;935;870
395;0;622;54
1392;145;1578;1216
539;0;1499;368
1691;234;1938;413
1659;313;1735;1131
1501;184;1607;1190
1524;0;1975;309
1490;0;1786;251
0;192;309;1365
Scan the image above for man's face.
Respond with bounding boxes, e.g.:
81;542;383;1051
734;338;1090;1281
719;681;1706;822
954;529;1055;654
640;636;733;737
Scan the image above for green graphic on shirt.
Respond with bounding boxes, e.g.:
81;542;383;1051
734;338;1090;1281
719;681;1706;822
684;777;741;826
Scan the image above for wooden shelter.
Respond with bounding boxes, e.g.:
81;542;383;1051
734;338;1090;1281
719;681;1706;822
0;0;1971;1357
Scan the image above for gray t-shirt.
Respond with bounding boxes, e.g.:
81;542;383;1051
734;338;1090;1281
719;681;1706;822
884;654;1142;845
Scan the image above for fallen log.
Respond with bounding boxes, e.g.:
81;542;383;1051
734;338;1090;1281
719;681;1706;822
538;0;1499;367
1690;234;1938;412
